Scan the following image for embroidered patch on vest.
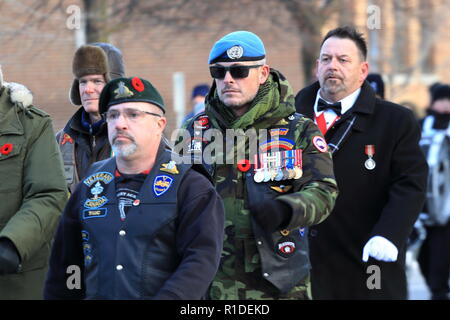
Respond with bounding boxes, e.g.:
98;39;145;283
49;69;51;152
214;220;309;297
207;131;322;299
83;172;113;209
269;128;289;136
259;138;295;152
82;208;108;219
153;175;173;197
276;236;296;258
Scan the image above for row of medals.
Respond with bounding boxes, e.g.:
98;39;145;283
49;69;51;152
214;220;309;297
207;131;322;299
254;166;303;183
253;151;302;183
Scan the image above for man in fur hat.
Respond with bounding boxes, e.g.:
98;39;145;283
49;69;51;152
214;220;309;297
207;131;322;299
0;65;67;299
57;43;125;192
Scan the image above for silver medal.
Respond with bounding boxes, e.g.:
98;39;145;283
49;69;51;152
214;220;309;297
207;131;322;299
365;158;376;170
263;169;271;182
254;170;264;183
275;169;284;181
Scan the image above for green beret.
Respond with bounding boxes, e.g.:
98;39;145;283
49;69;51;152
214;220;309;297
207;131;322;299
99;77;165;114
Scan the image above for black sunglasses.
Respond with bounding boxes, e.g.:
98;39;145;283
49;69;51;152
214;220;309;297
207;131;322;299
209;64;263;79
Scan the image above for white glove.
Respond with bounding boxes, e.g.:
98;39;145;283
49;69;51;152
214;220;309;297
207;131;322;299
362;236;398;262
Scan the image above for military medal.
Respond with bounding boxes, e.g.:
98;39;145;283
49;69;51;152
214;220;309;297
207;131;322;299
253;154;264;183
364;145;376;170
275;152;284;181
262;154;271;182
294;149;303;179
267;153;277;181
285;150;296;179
263;169;271;182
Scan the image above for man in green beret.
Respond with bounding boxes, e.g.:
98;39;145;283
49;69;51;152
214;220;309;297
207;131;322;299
45;77;225;299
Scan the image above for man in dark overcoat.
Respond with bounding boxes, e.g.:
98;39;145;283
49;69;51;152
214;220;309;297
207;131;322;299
295;26;428;299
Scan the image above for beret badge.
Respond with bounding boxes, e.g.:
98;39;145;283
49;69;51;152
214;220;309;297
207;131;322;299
227;45;244;59
114;81;134;99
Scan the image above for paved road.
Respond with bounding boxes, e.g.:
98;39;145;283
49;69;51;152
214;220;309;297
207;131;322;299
406;251;430;300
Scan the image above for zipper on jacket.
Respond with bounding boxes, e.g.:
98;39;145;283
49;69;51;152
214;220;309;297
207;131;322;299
89;125;96;149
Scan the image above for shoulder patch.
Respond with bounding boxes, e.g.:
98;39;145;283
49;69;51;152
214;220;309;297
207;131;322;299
312;136;328;153
153;175;173;197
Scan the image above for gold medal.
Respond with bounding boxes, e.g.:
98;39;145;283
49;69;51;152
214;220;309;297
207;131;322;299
270;169;278;181
288;169;296;179
294;167;303;179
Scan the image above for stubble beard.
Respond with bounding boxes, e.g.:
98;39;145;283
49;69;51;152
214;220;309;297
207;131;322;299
321;78;345;102
112;142;137;158
220;91;258;116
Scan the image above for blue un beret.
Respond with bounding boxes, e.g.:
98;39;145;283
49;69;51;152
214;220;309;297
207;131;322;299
208;31;266;64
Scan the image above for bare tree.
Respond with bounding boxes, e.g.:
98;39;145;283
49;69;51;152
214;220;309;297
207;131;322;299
1;0;447;87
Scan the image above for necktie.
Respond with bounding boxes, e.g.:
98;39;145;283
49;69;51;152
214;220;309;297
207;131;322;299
317;98;342;116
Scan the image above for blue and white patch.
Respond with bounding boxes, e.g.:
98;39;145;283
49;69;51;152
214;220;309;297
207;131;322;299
82;208;108;220
153;175;173;197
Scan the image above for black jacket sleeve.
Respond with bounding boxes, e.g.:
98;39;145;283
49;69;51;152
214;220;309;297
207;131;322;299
370;108;428;248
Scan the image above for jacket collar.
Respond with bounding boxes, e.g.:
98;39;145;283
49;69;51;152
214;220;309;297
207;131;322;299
65;107;107;136
296;80;377;133
0;86;24;135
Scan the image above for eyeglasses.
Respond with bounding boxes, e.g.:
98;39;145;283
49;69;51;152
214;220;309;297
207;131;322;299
209;64;263;79
103;108;162;123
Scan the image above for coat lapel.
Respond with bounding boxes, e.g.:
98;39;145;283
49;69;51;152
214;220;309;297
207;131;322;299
295;81;377;155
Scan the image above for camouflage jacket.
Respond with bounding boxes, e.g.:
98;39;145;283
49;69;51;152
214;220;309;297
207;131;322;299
176;69;338;299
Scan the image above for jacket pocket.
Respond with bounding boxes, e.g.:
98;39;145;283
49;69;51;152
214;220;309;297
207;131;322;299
0;137;24;192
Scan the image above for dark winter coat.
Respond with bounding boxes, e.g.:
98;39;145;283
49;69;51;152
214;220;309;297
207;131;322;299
44;147;225;299
295;81;428;299
56;107;111;192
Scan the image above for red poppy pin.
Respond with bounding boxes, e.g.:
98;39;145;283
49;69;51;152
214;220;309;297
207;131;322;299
0;143;13;156
131;77;145;92
61;133;74;145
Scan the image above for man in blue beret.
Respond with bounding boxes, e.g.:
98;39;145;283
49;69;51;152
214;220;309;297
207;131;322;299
177;31;338;299
45;77;225;299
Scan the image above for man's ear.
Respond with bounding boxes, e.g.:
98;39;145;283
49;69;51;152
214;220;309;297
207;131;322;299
157;116;167;132
360;61;369;83
259;65;270;84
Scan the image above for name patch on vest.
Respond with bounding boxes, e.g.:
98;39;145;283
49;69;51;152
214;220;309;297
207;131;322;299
82;208;108;219
153;175;173;197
